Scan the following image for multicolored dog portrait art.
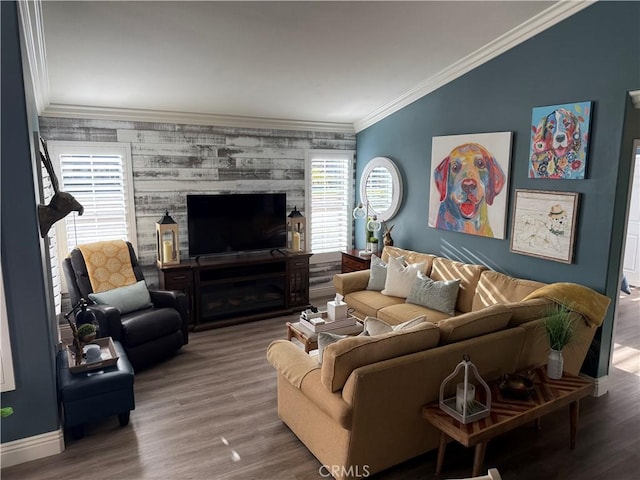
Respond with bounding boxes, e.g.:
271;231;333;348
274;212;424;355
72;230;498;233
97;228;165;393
529;101;592;179
428;132;512;239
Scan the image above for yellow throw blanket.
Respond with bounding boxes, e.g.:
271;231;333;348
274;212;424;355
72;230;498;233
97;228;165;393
78;240;136;293
523;282;611;328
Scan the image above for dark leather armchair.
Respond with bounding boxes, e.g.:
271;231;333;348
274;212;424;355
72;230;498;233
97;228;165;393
63;241;189;370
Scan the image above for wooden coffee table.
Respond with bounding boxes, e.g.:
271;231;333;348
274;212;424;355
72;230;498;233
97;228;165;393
286;318;363;353
422;367;593;477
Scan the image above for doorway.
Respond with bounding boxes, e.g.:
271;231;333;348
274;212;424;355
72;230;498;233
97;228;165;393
623;141;640;287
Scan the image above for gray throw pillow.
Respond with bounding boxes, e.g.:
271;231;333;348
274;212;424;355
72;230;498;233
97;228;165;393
406;273;460;316
367;255;404;291
88;280;152;315
363;315;426;336
317;330;369;363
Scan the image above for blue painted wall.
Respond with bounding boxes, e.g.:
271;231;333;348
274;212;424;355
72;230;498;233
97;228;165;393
356;2;640;377
1;1;60;443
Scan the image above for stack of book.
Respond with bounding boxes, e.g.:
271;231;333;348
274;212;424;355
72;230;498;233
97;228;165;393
299;311;357;333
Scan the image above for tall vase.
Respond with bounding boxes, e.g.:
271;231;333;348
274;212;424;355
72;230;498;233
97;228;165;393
547;349;564;379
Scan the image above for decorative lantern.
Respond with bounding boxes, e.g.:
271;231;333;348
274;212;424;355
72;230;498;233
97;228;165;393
156;210;180;266
287;206;306;252
439;354;491;424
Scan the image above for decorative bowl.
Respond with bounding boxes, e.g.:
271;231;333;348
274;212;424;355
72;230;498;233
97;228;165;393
499;373;535;400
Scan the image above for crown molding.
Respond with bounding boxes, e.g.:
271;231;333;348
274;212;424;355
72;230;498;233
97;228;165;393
42;104;356;134
630;90;640;109
17;0;50;114
353;0;597;133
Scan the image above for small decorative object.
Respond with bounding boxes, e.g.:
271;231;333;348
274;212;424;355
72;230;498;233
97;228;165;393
156;211;180;266
1;407;14;418
382;222;394;247
543;303;577;379
287;206;306;252
510;189;579;264
499;372;536;400
439;354;491;424
353;202;382;257
529;101;592;179
64;298;98;366
428;132;512;239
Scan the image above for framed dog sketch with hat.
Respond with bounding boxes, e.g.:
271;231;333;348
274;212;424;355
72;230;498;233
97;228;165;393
510;189;580;264
428;131;512;239
529;101;592;179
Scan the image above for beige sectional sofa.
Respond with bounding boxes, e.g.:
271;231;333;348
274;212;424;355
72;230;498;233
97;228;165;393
267;246;609;479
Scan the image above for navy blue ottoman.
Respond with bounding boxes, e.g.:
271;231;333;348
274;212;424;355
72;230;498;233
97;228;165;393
57;340;135;438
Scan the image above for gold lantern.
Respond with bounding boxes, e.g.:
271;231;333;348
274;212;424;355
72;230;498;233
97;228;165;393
156;210;180;266
287;206;306;252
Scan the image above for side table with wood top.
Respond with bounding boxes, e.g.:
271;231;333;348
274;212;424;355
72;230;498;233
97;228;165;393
422;367;593;477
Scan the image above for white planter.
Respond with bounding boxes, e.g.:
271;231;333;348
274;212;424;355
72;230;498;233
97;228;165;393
547;349;564;379
367;242;379;255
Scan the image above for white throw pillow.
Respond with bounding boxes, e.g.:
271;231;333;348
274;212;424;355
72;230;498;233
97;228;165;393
364;315;426;336
381;256;425;298
367;254;405;291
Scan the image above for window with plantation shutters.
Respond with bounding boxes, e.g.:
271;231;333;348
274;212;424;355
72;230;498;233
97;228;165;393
305;150;354;258
49;142;137;264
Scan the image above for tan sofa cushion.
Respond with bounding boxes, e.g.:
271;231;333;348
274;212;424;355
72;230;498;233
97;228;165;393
381;246;435;275
431;258;486;313
438;304;512;344
377;302;451;325
345;290;405;319
321;322;440;392
472;270;546;310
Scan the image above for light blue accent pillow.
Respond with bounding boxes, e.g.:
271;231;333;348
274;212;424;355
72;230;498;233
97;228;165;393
406;273;460;316
89;280;152;315
366;254;405;291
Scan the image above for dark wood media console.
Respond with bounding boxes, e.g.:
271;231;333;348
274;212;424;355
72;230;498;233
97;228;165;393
158;251;311;331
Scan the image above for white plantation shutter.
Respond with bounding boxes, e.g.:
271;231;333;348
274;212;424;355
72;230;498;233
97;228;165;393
59;154;129;248
50;142;136;267
306;151;354;255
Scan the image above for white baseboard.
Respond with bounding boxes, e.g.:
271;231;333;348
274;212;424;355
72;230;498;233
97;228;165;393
1;429;64;468
579;373;609;397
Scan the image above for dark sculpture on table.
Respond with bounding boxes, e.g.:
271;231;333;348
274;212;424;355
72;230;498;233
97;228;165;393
37;136;84;237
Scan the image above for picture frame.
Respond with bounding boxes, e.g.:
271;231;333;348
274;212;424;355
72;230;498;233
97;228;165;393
509;189;579;264
428;131;512;239
528;101;592;179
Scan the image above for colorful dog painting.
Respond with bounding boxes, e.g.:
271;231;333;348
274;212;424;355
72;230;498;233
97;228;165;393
429;132;512;239
529;101;592;179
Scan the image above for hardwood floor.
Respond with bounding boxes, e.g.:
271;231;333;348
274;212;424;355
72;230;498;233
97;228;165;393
3;290;639;479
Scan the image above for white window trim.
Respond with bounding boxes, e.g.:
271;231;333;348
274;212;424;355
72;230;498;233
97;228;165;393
305;149;355;264
48;141;137;290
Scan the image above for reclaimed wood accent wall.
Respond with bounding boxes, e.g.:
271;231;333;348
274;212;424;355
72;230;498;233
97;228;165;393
39;117;355;293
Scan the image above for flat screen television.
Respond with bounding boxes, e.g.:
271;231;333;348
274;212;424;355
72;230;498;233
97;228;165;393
187;193;287;257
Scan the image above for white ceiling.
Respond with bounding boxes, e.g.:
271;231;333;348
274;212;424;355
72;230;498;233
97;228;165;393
37;1;589;131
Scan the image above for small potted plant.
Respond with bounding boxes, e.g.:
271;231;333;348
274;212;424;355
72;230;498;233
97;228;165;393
542;303;577;379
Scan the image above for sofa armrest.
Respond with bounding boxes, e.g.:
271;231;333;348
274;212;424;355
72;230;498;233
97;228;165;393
267;340;320;388
88;305;123;342
149;289;189;344
333;270;370;296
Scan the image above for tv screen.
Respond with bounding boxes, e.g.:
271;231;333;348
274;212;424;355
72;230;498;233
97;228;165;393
187;193;287;256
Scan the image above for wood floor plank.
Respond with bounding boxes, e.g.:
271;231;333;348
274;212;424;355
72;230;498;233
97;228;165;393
2;289;639;479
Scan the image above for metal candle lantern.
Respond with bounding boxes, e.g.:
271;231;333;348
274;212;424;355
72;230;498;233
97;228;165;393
439;354;491;424
156;211;180;266
287;206;306;252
